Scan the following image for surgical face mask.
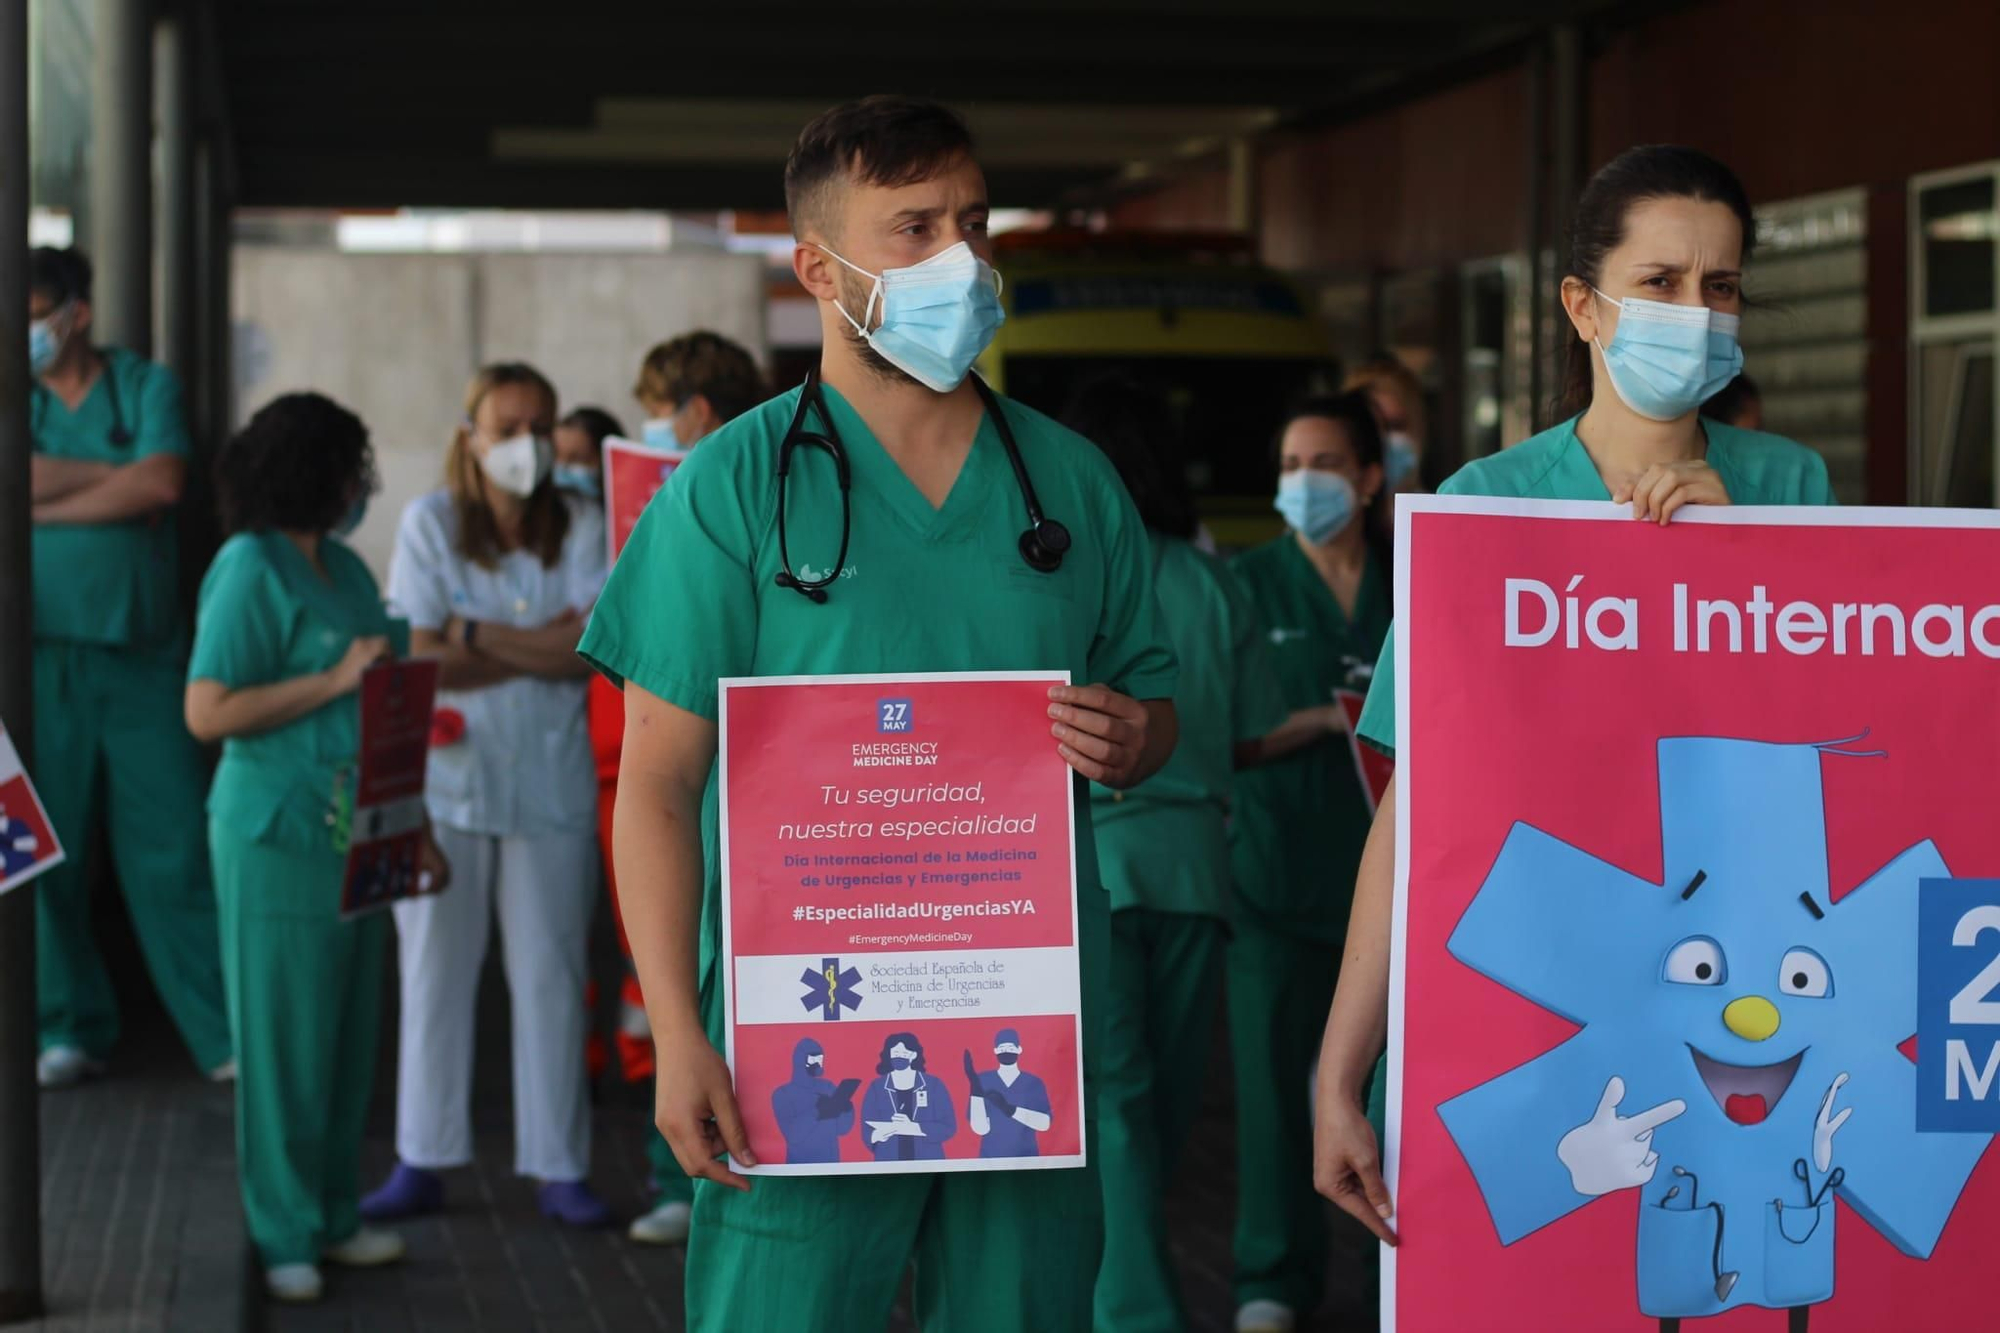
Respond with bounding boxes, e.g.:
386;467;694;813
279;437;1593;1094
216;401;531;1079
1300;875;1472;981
805;1056;825;1073
1591;288;1744;422
477;431;553;498
1382;431;1419;488
642;416;681;451
820;241;1006;393
334;492;369;537
997;1052;1020;1066
890;1057;913;1071
553;463;601;498
1275;469;1358;545
28;304;68;376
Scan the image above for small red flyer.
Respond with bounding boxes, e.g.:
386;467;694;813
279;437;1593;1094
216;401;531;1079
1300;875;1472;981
719;672;1084;1176
340;659;441;918
0;723;63;897
1336;687;1394;814
604;436;688;564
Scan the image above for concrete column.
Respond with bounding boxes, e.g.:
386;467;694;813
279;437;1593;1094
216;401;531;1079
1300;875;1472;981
90;0;153;353
0;0;48;1313
155;11;195;385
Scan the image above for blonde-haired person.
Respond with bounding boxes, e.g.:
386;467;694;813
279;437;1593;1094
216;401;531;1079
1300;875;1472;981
363;362;613;1227
632;329;767;450
1344;357;1427;493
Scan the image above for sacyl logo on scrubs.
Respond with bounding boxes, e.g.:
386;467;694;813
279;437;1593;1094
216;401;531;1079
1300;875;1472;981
1270;627;1307;645
796;562;858;583
877;699;913;734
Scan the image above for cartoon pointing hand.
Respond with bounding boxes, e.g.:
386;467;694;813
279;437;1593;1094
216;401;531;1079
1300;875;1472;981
1558;1076;1688;1197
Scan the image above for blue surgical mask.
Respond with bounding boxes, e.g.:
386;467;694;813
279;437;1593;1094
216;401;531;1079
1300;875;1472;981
28;305;66;376
820;241;1006;393
1383;432;1419;488
553;463;601;498
997;1052;1020;1066
641;416;681;450
1275;469;1358;545
1592;289;1743;422
334;492;369;537
890;1056;913;1072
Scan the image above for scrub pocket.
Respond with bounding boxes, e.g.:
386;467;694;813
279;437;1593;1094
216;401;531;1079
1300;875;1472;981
1636;1203;1725;1318
1764;1200;1834;1306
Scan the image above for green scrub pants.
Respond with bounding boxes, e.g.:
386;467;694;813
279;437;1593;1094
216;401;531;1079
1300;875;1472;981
687;1157;1103;1330
1227;916;1338;1315
1093;908;1226;1333
648;1126;693;1203
213;824;386;1267
33;640;230;1068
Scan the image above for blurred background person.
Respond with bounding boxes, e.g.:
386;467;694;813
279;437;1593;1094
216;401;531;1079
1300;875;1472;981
552;405;625;500
186;391;446;1303
1701;372;1764;431
1063;376;1287;1333
1344;357;1428;496
602;330;765;1246
363;362;611;1228
1227;392;1391;1333
27;244;232;1090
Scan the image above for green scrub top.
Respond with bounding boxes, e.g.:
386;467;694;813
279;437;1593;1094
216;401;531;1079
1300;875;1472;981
578;381;1179;1038
189;531;408;855
1089;533;1286;919
32;348;192;647
1226;535;1391;940
1356;415;1837;756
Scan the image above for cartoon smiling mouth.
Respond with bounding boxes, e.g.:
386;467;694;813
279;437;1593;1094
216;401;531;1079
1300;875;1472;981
1688;1045;1805;1125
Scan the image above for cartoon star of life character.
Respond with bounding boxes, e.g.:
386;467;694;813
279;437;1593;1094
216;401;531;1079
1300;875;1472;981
1438;736;1993;1329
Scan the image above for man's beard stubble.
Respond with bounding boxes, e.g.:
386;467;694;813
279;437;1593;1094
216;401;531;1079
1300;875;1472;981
836;268;922;391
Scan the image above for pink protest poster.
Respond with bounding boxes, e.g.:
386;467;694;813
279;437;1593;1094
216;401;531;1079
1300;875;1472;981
1386;496;2000;1331
1335;687;1393;814
604;436;687;563
340;659;441;918
719;672;1084;1176
0;723;63;897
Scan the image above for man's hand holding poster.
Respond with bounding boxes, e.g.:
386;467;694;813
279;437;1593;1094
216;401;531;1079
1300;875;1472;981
1387;497;2000;1331
720;672;1084;1175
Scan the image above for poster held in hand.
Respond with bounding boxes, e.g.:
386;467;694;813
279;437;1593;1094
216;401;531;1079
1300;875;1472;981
341;658;441;918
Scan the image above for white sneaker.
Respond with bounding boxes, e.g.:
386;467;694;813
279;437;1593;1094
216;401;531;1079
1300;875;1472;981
322;1227;406;1267
1236;1299;1297;1333
265;1263;324;1303
627;1199;691;1245
36;1046;104;1090
206;1059;237;1083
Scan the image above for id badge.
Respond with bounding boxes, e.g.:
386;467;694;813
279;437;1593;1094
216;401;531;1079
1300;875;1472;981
916;1089;929;1109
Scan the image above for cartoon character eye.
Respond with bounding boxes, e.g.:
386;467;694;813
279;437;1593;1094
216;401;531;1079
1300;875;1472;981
1779;948;1832;998
1663;937;1726;985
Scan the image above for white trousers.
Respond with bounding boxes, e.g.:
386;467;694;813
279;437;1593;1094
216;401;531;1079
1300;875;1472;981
391;824;597;1181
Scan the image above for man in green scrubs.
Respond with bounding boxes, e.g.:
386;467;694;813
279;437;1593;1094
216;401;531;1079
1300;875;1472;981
579;97;1178;1332
1227;529;1390;1324
27;246;230;1087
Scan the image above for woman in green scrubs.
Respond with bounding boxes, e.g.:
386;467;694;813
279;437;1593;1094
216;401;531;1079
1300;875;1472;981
185;393;448;1304
1226;392;1393;1333
1061;381;1287;1333
1311;146;1837;1258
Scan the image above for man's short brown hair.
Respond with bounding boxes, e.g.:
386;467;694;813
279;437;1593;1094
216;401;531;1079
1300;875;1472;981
783;96;976;242
632;331;766;423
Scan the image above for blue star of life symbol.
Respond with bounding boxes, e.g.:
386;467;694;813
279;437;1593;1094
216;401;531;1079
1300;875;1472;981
1435;734;1992;1320
801;957;862;1020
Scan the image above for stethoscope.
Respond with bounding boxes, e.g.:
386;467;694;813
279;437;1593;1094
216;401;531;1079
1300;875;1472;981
30;349;135;448
772;367;1071;603
1655;1157;1845;1299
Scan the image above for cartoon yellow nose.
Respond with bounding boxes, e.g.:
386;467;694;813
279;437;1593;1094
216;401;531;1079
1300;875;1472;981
1724;996;1781;1042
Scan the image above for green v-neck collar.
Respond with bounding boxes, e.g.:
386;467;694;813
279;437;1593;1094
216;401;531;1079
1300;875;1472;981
817;380;999;541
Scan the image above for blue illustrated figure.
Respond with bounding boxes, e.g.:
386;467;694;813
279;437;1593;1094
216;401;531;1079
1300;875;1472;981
860;1031;956;1162
963;1027;1054;1158
0;803;40;880
770;1037;855;1164
1439;736;1993;1329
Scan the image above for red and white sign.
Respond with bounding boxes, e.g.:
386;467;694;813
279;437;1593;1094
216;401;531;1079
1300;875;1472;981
1336;687;1394;814
604;436;688;564
719;672;1084;1175
341;659;441;918
0;723;63;897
